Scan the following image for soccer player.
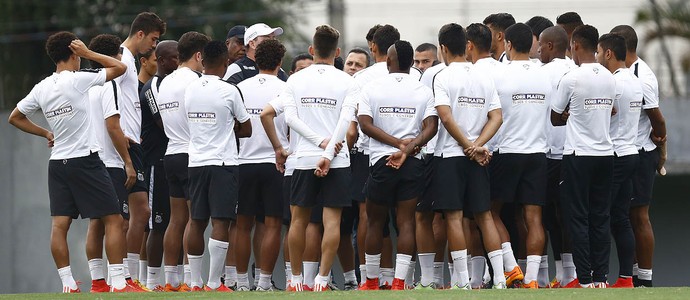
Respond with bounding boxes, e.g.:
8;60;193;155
185;40;252;292
366;24;383;54
491;23;550;289
158;31;210;291
83;34;137;293
483;13;516;63
290;53;314;75
8;32;128;293
138;49;157;92
235;39;287;292
537;26;577;288
524;16;553;61
551;25;615;289
596;33;643;288
225;23;288;83
226;25;247;65
358;40;438;291
284;24;357;292
610;25;667;288
344;48;370;76
140;40;179;291
555;12;583;58
414;43;438;72
117;12;166;286
432;23;505;290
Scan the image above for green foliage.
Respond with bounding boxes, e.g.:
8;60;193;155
635;0;690;73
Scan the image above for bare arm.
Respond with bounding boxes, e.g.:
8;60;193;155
69;40;126;81
8;108;54;147
105;115;136;189
551;109;568;126
347;121;358;151
260;104;288;173
474;109;502;147
358;115;403;149
436;105;473;149
646;108;666;145
235;119;252;138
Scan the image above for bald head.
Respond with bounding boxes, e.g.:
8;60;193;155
155;40;179;76
538;26;568;63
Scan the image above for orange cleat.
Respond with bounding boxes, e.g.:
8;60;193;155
204;284;233;292
151;285;166;292
313;283;331;292
522;281;539;289
111;283;142;293
358;278;380;290
287;282;304;292
133;279;152;292
391;278;406;290
611;277;633;288
549;278;561;288
504;266;524;287
563;278;581;289
62;286;81;293
90;279;110;293
191;285;204;292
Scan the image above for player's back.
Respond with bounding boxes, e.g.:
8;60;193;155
157;67;201;155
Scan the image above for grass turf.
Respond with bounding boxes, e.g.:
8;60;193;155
2;288;690;300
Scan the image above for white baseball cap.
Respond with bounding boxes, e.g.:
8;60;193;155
244;23;284;46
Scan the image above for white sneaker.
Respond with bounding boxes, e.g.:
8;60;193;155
236;285;251;291
493;282;507;289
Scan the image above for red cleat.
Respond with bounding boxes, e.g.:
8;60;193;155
611;277;633;288
359;278;380;290
90;279;110;293
391;278;406;290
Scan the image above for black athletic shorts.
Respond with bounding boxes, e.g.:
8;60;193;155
291;168;351;208
433;156;490;213
282;175;325;225
546;158;562;204
238;163;283;217
145;160;170;231
188;165;238;220
128;142;147;193
490;153;547;206
48;153;120;219
366;156;423;206
341;204;356;235
107;167;130;220
631;148;660;207
349;151;369;203
417;154;437;212
164;153;189;199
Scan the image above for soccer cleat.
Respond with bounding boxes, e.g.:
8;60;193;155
286;282;304;292
379;281;392;290
235;284;251;291
191;285;204;292
344;280;359;291
151;285;166;292
391;278;406;290
327;281;340;291
549;278;562;288
133;279;152;292
62;286;81;293
204;284;233;292
563;278;581;289
414;282;436;290
313;283;331;291
90;279;110;293
450;283;471;290
522;280;539;289
593;282;608;288
111;283;142;293
504;266;524;287
178;283;192;292
611;277;634;288
580;283;595;288
257;285;276;292
493;282;507;289
359;278;380;290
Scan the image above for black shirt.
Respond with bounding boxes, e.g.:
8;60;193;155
139;75;169;165
226;56;289;85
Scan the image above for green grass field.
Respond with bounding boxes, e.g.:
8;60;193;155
2;288;690;300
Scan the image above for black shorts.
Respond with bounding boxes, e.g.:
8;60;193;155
107;167;130;220
433;156;490;213
128;143;147;193
341;204;356;235
490;153;547;206
237;163;283;217
417;154;437;212
282;175;324;225
366;156;423;206
631;148;660;207
188;166;238;220
349;151;369;203
164;153;189;199
546;158;562;204
48;153;120;219
291;168;351;208
145;160;170;231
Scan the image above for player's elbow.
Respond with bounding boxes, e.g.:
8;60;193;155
8;108;24;126
236;120;252;138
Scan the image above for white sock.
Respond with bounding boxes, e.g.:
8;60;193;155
562;253;576;283
450;250;469;287
524;255;541;283
139;260;148;285
448;262;456;286
488;249;506;285
285;263;292;286
538;255;549;287
518;258;527;273
314;274;329;286
632;263;639;276
359;264;367;282
146;266;161;289
555;260;564;284
394;254;412;280
177;265;184;284
254;267;262;287
291;273;303;286
237;273;250;289
108;264;127;290
405;261;415;285
418;253;434;286
88;258;105;281
381;267;394;285
639;268;653;281
187;254;204;288
183;264;191;286
226;266;238;286
164;265;180;287
127;253;140;280
123;258;131;278
470;256;486;288
58;266;78;290
304;261;319;287
207;239;229;289
258;272;272;289
501;242;518;271
365;254;381;280
466;255;473;278
344;270;357;283
433;262;443;286
483;261;491;283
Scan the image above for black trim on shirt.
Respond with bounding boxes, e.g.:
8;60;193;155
79;68;102;73
111;81;119;110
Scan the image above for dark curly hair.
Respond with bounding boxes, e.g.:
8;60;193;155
88;34;122;68
256;39;286;71
46;31;78;64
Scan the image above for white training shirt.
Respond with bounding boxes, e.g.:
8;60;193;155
358;73;436;165
552;63;615;156
631;58;660;151
114;46;141;143
473;57;507;152
89;81;124;168
268;96;295;176
17;69;106;160
237;74;287;164
611;68;643;157
433;62;501;158
223;63;243;81
419;63;445;155
494;60;551;154
542;58;576;160
157;67;202;155
283;64;359;170
185;74;250;167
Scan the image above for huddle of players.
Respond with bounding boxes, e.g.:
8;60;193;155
7;9;667;293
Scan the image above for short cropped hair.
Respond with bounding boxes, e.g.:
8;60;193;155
88;34;122;68
466;23;492;53
415;43;437;53
505;23;533;54
598;33;627;61
313;25;340;58
395;40;414;70
438;23;466;56
291;53;313;72
525;16;554;39
572;25;599;53
46;31;78;64
366;24;383;42
256;39;286;71
201;40;228;69
483;13;516;32
129;12;166;37
610;25;638;52
556;12;583;34
373;25;400;55
348;48;371;67
178;31;210;63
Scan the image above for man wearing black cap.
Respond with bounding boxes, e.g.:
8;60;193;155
226;25;247;65
224;23;289;84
